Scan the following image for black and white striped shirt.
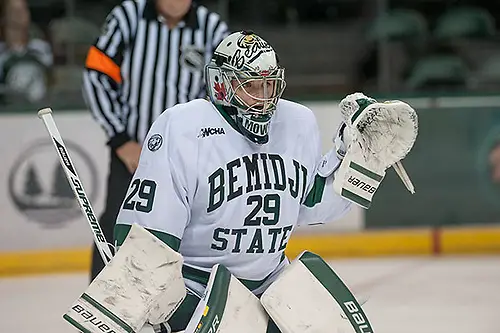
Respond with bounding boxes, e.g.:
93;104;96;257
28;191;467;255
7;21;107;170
83;0;229;147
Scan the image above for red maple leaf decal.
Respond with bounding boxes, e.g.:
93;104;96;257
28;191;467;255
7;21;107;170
214;82;226;101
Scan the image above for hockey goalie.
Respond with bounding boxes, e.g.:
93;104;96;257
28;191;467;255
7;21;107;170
63;31;418;333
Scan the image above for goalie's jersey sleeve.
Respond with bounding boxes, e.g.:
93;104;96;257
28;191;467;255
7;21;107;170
114;103;194;251
115;98;351;289
297;120;352;226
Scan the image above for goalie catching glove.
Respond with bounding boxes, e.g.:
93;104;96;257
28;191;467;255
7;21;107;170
329;92;418;208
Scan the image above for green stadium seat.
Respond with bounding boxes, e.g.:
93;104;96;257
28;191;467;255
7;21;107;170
434;7;496;39
367;9;428;42
472;54;500;84
406;54;468;90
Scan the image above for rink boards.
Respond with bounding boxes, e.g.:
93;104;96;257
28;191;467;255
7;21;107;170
1;102;500;277
1;225;500;276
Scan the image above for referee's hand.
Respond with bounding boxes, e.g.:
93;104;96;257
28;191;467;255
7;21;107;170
116;141;142;174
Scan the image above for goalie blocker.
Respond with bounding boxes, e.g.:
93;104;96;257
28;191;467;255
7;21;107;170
63;224;186;333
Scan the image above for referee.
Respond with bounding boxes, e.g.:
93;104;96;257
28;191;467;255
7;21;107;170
83;0;229;281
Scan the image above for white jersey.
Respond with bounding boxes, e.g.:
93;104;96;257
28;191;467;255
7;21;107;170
116;98;351;294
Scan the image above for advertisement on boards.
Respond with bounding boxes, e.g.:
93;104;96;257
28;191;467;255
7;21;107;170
0;112;107;252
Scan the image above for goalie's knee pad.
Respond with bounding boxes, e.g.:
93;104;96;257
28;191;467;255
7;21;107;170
260;251;375;333
64;224;186;333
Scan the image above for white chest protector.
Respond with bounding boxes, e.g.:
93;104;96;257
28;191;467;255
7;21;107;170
116;98;351;284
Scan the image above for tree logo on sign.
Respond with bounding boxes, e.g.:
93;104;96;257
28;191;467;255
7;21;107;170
8;139;99;227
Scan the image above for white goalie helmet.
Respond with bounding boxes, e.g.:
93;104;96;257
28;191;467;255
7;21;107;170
205;31;286;144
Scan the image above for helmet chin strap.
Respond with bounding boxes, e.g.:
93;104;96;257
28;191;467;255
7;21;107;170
222;105;238;116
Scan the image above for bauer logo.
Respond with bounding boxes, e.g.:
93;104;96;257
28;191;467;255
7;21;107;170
347;176;377;194
8;139;99;227
54;137;77;175
343;300;373;333
69;305;119;333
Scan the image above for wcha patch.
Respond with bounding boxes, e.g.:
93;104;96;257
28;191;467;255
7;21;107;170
147;134;163;151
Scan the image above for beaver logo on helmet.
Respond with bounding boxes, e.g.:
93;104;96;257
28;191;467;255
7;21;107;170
238;34;257;47
235;33;273;65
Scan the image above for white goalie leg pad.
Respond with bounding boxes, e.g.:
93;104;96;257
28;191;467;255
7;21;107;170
185;264;269;333
64;224;186;333
260;251;375;333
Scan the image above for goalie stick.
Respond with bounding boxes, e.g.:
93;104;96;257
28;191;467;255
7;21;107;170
38;108;164;333
393;161;415;194
37;108;113;264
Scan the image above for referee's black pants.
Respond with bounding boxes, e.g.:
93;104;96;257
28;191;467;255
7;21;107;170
90;149;132;282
